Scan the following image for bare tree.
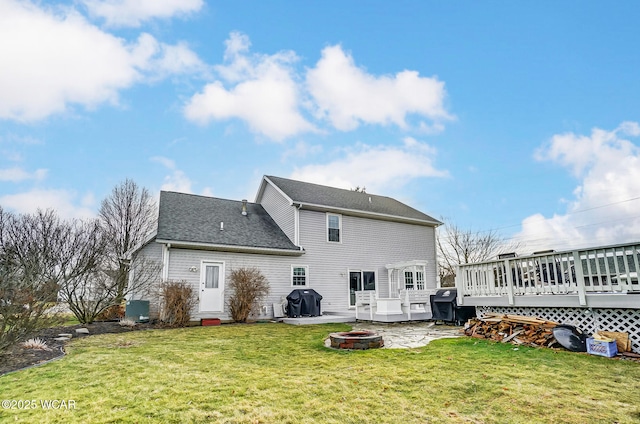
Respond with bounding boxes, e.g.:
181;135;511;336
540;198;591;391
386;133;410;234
59;227;161;324
0;208;75;351
437;219;521;287
99;179;157;303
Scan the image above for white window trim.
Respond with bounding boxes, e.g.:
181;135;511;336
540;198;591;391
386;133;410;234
348;269;378;292
291;265;309;287
326;213;342;243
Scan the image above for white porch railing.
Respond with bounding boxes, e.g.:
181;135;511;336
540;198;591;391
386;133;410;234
456;242;640;307
354;289;436;321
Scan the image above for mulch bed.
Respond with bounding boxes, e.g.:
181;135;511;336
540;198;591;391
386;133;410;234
0;322;157;376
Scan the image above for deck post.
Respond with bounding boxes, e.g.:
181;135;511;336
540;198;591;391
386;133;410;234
455;265;464;305
573;250;587;306
504;259;515;306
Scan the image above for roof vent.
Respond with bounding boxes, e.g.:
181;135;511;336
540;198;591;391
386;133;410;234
220;222;224;231
241;199;248;216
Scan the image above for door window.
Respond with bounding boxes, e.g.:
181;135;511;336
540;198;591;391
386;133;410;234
205;265;219;288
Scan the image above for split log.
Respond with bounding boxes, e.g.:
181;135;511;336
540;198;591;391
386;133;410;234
464;313;559;348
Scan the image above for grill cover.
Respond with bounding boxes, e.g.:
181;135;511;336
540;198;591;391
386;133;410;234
430;288;476;324
286;289;323;317
430;289;457;321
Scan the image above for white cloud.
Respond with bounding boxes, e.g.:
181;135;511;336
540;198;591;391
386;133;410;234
82;0;203;28
516;122;640;251
290;137;448;193
0;188;96;219
0;133;42;145
0;166;47;182
151;156;192;193
184;33;454;141
184;32;315;141
150;156;176;169
306;45;452;131
281;141;323;162
160;170;192;193
0;0;204;122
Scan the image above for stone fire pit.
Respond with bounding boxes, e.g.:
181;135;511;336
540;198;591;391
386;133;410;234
328;330;384;350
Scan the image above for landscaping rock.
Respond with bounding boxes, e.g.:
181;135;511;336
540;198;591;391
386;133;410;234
54;337;71;341
58;333;73;338
75;328;90;334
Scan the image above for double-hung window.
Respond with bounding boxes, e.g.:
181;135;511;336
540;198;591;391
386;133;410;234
327;213;341;243
292;266;308;286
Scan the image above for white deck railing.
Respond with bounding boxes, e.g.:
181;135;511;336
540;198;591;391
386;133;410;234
456;242;640;306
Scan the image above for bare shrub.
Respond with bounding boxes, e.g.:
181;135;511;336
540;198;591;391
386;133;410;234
158;281;196;327
227;267;269;323
96;304;125;321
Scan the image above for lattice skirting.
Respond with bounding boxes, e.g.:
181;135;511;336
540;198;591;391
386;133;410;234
476;306;640;354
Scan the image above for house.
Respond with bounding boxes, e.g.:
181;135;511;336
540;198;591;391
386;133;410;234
129;175;442;322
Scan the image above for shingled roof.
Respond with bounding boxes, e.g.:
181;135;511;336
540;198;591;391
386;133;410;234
262;175;441;226
156;191;301;253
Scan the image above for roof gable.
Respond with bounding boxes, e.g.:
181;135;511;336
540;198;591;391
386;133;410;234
157;191;300;252
261;175;441;225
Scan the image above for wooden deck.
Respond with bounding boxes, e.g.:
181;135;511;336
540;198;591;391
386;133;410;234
456;242;640;308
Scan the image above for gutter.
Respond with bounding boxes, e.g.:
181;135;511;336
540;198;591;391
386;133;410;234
155;239;305;256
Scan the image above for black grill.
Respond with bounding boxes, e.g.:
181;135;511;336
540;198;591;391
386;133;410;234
430;288;476;325
286;289;323;317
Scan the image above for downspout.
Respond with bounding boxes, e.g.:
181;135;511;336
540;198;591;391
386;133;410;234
162;243;171;281
295;203;302;249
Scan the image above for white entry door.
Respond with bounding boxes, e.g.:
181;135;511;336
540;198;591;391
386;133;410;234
200;262;224;312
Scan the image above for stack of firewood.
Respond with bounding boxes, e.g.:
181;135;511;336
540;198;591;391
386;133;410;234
464;313;560;348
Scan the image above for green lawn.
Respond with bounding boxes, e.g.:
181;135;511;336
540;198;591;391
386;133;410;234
1;323;639;423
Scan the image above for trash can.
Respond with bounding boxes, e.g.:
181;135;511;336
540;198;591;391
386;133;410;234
286;289;322;317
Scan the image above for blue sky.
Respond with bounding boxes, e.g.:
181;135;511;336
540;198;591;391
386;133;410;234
1;0;640;253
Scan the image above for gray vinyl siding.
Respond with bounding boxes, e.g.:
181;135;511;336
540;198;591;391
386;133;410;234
163;247;308;321
259;182;296;244
129;241;163;319
297;210;437;311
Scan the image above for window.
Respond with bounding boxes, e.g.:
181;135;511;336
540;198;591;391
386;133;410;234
416;271;425;290
205;265;220;288
292;266;308;286
327;214;341;242
404;270;414;290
